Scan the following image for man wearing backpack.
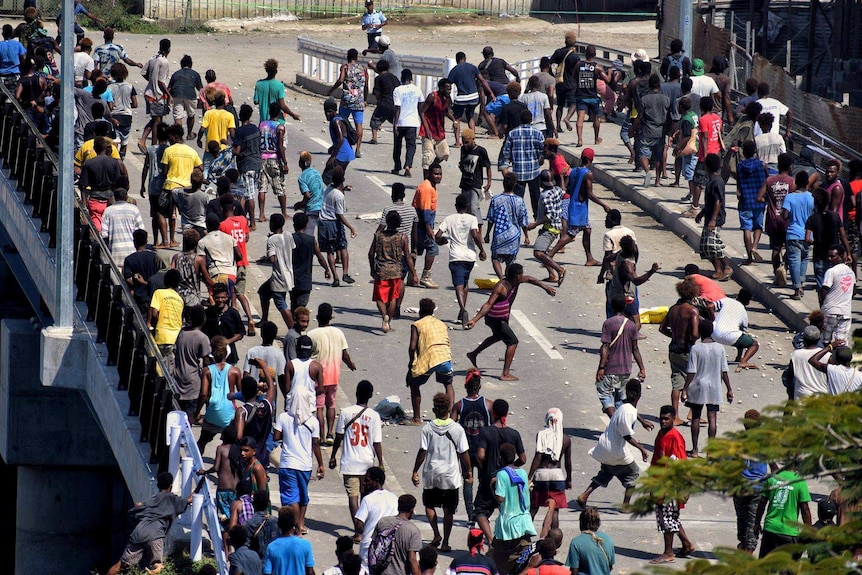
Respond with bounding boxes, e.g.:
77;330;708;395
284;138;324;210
245;489;281;560
323;97;356;185
233;366;276;467
369;494;422;575
355;467;399;569
660;39;692;79
491;443;536;575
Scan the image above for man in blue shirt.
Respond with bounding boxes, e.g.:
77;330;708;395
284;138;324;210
264;507;315;575
448;51;492;145
500;109;545;218
56;0;103;44
0;25;25;89
361;0;387;49
782;172;815;300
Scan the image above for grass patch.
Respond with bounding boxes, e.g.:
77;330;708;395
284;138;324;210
84;0;214;34
124;553;217;575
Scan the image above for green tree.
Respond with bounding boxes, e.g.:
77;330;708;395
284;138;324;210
631;391;862;574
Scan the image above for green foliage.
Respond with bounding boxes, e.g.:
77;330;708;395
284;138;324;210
82;0;213;34
125;553;216;575
631;391;862;574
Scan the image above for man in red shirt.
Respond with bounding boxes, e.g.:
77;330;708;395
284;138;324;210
219;201;255;335
682;98;722;218
420;78;455;180
649;405;694;564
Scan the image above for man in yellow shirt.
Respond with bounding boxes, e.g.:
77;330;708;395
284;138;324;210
197;90;236;156
74;122;127;178
408;297;454;425
160;124;202;247
148;269;185;372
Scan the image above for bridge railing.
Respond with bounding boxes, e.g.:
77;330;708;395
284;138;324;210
0;84;227;575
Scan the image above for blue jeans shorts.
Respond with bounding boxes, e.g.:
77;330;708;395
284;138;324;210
681;154;697;181
638;138;665;162
739;207;765;231
449;261;475;287
279;468;312;506
596;373;629;410
576;97;601;116
409;360;454;387
271;290;289;312
338;107;364;125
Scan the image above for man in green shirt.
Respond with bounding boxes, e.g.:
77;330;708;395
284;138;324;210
492;443;536;575
755;467;811;557
253;58;301;124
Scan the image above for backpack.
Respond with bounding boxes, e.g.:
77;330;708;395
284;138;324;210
335;115;359;147
554;48;576;83
665;54;685;78
247;515;280;559
368;519;405;575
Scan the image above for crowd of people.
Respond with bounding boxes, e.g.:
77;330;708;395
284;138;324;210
2;5;860;575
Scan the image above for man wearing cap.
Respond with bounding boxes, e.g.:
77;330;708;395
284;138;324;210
549;147;611;266
689;58;720;101
361;0;387;50
787;325;827;399
364;34;401;79
660;39;691;78
527;170;566;285
550;31;580;135
706;56;734;124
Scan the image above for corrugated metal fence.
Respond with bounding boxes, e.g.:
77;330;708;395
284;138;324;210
143;0;530;21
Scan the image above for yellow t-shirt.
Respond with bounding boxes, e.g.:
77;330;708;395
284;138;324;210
150;288;185;345
74;139;121;167
161;143;202;189
201;108;236;150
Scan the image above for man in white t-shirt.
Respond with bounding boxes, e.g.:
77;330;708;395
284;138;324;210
711;289;759;369
330;381;384;535
809;341;862;395
819;246;855;344
411;393;471;551
789;326;828;398
754;82;792;137
689;58;719;100
354;466;398;568
597;209;636;284
265;213;297;330
436;193;486;326
273;406;325;535
392;68;425;177
577;379;649;508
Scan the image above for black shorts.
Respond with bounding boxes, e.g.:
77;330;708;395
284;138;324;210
290;289;311;311
473;483;499;518
149;193;174;218
423;487;459;513
318;219;348;253
453;102;478;121
485;317;518;346
555;83;571;109
370;102;395;130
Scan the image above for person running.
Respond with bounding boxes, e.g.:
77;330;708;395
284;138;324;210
648;405;695;564
577;378;649;509
369;210;418;332
526;170;566;285
547;148;610;266
465;263;556;381
411;393;471;551
682;319;733;456
451;368;492;524
528;408;572;538
485;172;530;279
436;194;487;326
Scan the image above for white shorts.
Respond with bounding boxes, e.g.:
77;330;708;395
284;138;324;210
172;98;197;121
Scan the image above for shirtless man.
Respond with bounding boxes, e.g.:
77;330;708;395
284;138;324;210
196;426;241;522
658;279;701;425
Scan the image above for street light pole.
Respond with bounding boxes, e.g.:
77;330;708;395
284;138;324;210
56;0;76;328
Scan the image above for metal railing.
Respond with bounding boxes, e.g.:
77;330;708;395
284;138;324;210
0;84;227;575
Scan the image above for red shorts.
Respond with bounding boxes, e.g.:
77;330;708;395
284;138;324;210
372;278;403;303
315;385;338;409
531;483;568;509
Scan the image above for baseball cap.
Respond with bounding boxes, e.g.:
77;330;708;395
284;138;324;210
297;335;314;359
670;38;683;53
581;147;595;161
692;58;705;75
377;35;390;47
323;97;338;111
802;325;821;342
631;48;649;62
712;55;728;71
539;169;554;187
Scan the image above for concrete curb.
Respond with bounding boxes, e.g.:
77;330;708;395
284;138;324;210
557;147;810;332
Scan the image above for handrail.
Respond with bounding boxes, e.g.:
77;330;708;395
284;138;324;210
0;83;227;575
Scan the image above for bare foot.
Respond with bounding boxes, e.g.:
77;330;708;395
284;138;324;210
564;119;573;132
595;137;603;145
429;536;442;548
155;243;170;249
673;418;685;426
466;351;478;368
500;373;519;381
404;167;412;177
649;555;675;564
169;241;180;248
258;215;268;222
576;495;588;508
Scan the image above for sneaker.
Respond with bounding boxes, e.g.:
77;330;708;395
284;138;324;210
419;274;440;289
643;171;651;187
342;274;356;284
331;279;341;288
775;268;787;287
355;151;363;158
681;193;692;202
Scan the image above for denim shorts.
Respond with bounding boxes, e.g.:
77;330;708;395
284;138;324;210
279;468;312;506
738;207;765;231
681;154;697;181
338;107;364;125
449;260;475;287
576;97;601;116
417;233;439;256
409;360;454;387
596;373;629;410
272;289;289;312
638;137;665;161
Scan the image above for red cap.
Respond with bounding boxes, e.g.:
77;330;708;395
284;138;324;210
582;148;595;161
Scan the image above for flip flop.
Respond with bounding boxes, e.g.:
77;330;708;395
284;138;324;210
440;545;452;552
676;546;695;558
557;267;567;287
649;557;675;564
400;419;423;426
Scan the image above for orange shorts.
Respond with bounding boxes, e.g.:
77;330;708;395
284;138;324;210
372;278;403;303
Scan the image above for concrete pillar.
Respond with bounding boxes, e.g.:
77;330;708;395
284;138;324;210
16;467;118;575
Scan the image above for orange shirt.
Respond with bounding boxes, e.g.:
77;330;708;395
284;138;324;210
689;274;726;303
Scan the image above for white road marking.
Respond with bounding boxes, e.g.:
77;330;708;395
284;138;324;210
125;151;144;172
311;137;330;149
511;309;563;360
366;175;390;194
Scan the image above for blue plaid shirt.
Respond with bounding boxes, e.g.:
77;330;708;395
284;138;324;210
500;125;544;182
737;157;767;210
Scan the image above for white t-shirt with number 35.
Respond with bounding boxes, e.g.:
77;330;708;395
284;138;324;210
336;405;383;475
